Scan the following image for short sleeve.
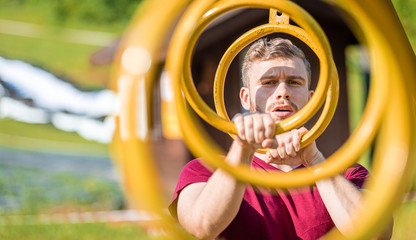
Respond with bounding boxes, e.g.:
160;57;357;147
343;164;370;189
168;159;213;218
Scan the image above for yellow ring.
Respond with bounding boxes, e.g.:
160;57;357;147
110;0;195;238
113;0;415;238
213;23;339;153
167;0;386;187
323;0;416;238
181;2;331;136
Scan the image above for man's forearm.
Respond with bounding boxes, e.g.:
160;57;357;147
305;151;363;235
177;141;254;239
316;175;393;239
315;174;363;234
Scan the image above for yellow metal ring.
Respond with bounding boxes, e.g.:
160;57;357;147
109;0;195;238
213;23;339;153
180;2;332;136
323;1;416;238
167;0;385;187
112;0;415;238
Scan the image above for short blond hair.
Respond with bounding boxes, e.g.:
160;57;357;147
242;37;311;88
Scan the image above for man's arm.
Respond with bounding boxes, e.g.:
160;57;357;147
176;113;274;239
311;154;393;239
176;141;253;239
315;172;392;237
266;133;393;238
306;151;364;235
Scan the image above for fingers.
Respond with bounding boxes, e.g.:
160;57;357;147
284;141;296;158
233;112;308;162
292;130;301;152
277;137;296;159
265;128;308;164
233;114;246;140
266;147;303;166
233;113;275;147
266;148;279;163
263;115;275;139
252;115;263;143
293;127;307;151
244;116;254;143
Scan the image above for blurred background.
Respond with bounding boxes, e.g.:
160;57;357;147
0;0;151;239
0;0;414;239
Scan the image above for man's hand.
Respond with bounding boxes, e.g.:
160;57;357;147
265;127;324;167
233;112;276;151
265;127;306;166
233;112;324;167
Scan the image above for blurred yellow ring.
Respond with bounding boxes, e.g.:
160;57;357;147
180;1;332;136
323;0;415;238
113;0;415;238
167;0;387;187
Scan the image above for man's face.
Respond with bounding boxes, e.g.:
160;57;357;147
240;57;313;122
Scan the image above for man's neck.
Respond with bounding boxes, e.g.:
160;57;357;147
254;152;301;172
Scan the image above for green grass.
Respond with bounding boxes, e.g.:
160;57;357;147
392;201;416;239
0;33;112;90
0;0;128;90
345;45;371;169
392;0;416;52
0;223;150;240
0;118;109;155
0;163;123;215
0;161;155;240
0;1;129;33
0;1;57;28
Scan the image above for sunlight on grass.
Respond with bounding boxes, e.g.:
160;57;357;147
345;45;371;169
0;223;150;240
0;163;123;215
392;201;416;239
0;118;108;155
0;33;111;89
0;1;129;33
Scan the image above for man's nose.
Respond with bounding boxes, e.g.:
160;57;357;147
274;82;290;100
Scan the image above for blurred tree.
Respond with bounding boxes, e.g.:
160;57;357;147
53;0;141;25
1;0;141;29
392;0;416;51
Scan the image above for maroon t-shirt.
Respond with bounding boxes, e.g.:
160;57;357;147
169;156;369;240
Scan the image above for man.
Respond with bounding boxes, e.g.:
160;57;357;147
169;38;389;240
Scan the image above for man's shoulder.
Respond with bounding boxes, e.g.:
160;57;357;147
184;158;203;167
343;163;370;189
183;159;213;172
344;163;369;176
179;158;214;180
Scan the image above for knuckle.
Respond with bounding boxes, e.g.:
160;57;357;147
254;124;264;132
244;115;253;122
237;129;245;136
265;120;275;129
233;113;243;120
234;118;243;126
244;120;253;128
236;124;244;133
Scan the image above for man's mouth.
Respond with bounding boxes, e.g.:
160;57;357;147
271;105;294;119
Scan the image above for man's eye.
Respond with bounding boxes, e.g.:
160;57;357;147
289;80;301;85
263;80;275;85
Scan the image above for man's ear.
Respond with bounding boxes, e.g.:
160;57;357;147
308;90;314;100
240;87;251;111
